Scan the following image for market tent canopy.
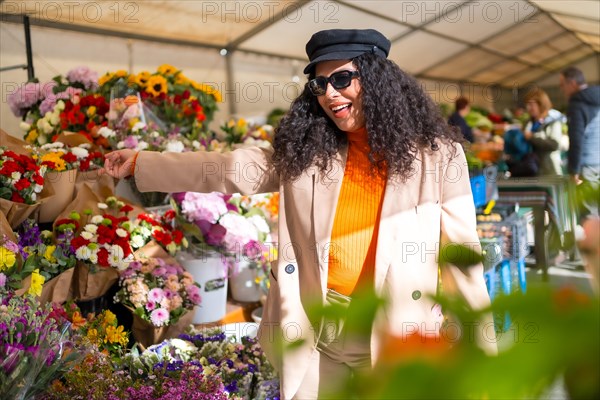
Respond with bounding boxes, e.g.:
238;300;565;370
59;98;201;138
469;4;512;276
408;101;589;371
1;0;598;88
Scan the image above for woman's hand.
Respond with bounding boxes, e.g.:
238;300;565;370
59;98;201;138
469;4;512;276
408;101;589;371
100;149;138;179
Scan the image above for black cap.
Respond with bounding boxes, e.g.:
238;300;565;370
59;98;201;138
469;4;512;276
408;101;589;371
304;29;391;74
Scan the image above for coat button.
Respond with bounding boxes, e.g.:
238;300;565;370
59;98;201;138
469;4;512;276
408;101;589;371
412;290;422;300
285;264;295;274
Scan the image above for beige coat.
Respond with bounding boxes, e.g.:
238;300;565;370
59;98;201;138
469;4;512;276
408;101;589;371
135;140;495;399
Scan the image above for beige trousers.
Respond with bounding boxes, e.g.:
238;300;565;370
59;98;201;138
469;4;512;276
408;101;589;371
293;289;372;400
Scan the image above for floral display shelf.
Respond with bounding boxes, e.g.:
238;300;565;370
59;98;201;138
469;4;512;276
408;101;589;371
193;299;261;329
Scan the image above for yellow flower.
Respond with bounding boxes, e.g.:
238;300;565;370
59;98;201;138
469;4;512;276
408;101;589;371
115;70;128;78
134;71;151;88
87;328;99;344
105;325;128;347
192;82;222;102
98;72;113;86
101;310;117;326
25;129;38;144
27;269;45;296
146;75;168;97
41;152;66;171
175;73;190;85
128;117;140;128
157;64;177;76
86;106;96;117
237;118;247;128
0;247;16;270
44;245;57;263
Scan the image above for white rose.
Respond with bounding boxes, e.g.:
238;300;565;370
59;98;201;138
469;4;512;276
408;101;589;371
11;171;21;182
34;184;43;193
37;134;48;145
70;146;89;159
136;141;149;151
248;215;270;234
19;121;31;131
98;127;116;138
131;121;146;132
97;203;108;209
49;113;60;126
164;140;185;153
56;100;65;111
84;224;98;234
30;193;37;202
117;141;125;149
131;235;146;249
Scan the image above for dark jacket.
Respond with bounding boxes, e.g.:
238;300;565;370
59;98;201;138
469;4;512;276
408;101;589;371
448;112;474;143
567;85;600;174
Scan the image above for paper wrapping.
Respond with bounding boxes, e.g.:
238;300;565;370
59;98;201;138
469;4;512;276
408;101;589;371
16;268;75;304
130;307;193;349
0;208;17;242
39;169;78;223
74;263;119;302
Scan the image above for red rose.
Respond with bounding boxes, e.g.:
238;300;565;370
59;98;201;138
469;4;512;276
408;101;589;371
32;173;44;185
70;236;90;250
0;160;24;175
14;178;31;191
10;191;24;203
63;152;77;163
97;247;109;267
120;204;133;214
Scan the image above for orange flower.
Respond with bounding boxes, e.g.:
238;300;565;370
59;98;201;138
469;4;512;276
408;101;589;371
70;311;87;330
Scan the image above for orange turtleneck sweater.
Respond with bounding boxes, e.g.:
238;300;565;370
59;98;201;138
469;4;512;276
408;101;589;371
327;129;387;296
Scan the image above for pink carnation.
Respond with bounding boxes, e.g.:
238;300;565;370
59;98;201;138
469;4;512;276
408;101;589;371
181;192;228;224
146;300;156;311
219;213;259;253
0;273;6;288
66;66;99;90
150;307;169;326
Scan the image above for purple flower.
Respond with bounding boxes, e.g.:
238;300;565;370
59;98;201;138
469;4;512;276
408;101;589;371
66;66;99;90
181;192;228;224
123;135;139;149
151;266;167;277
7;82;42;117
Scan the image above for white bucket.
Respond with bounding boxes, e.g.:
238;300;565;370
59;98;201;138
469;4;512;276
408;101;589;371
178;249;228;324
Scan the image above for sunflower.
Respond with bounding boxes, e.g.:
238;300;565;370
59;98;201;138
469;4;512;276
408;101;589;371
145;75;168;97
175;72;190;85
157;64;178;76
134;71;152;88
192;82;223;102
98;72;113;86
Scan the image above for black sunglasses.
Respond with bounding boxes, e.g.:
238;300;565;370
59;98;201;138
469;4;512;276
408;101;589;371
308;70;360;96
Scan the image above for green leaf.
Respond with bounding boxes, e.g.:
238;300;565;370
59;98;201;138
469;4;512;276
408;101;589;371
439;243;483;269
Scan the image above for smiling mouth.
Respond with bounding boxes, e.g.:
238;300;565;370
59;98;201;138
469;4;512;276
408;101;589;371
330;103;352;117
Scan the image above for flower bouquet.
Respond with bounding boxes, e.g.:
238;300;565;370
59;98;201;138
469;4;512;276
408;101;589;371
219;118;274;150
172;192;272;302
58;188;135;301
9;66;110;148
114;256;200;348
0;293;80;400
15;219;77;304
0;144;50;228
130;210;188;256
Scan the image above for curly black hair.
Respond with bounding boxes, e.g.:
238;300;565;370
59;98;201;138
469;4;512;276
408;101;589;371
271;53;462;182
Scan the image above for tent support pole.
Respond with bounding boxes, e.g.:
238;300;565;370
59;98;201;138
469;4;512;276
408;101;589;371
225;52;237;116
23;15;34;80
